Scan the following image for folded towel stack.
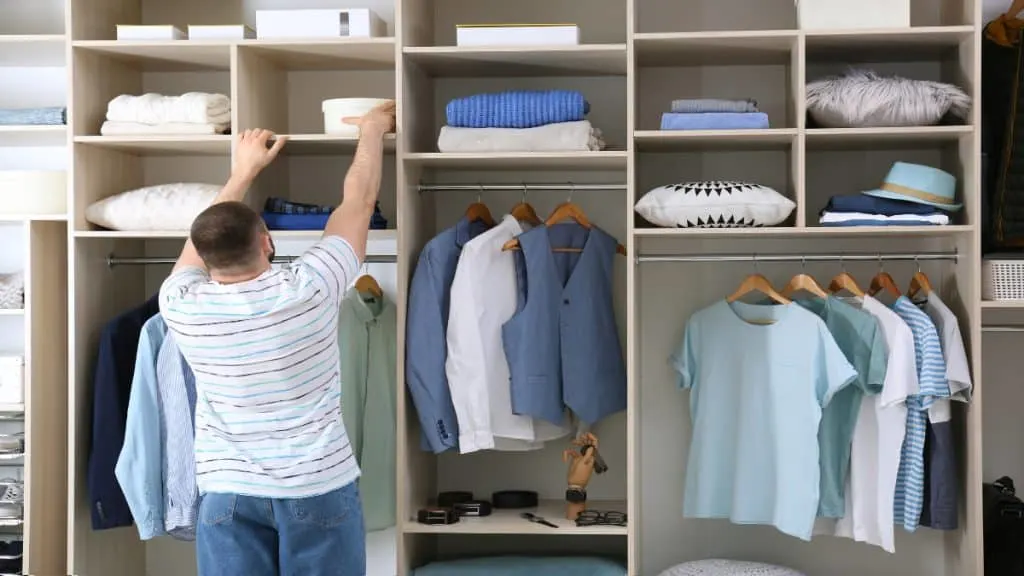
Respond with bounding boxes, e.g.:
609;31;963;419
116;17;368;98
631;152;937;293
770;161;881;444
261;197;388;231
0;107;66;126
819;194;949;227
438;90;605;152
660;98;769;131
100;92;231;136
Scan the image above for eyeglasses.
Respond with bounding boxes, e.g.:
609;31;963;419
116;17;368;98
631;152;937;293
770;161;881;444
575;510;627;527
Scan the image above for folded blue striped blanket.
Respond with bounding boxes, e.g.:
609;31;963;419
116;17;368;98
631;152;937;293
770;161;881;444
446;90;590;129
0;107;66;126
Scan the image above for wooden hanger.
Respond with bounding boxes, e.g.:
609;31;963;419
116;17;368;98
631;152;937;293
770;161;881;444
354;274;383;299
781;259;827;298
727;272;791;305
509;184;542;226
906;259;933;300
869;258;901;298
465;185;495;227
501;192;626;255
827;257;865;297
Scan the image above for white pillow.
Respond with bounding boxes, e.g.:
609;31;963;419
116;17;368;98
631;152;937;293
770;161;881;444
635;181;794;228
85;183;221;231
658;559;806;576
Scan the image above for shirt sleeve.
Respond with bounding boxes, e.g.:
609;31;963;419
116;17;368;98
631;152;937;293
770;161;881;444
158;267;209;318
293;236;361;305
915;320;950;410
880;321;920;408
669;318;698;390
863;320;889;396
816;323;858;407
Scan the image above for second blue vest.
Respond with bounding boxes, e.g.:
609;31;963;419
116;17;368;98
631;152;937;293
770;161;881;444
501;222;627;426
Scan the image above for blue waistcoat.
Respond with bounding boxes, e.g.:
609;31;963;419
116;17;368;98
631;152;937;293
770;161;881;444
501;223;627;425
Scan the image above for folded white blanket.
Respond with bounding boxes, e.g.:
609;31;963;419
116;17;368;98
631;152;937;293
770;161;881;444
819;211;950;225
437;121;605;153
106;92;231;125
100;121;230;135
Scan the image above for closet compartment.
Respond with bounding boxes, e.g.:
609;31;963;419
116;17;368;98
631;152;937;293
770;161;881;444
633;233;975;576
405;533;627;572
635;0;797;33
399;0;626;47
804;138;971;229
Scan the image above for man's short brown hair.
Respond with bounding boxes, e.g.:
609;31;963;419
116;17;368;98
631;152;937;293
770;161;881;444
190;201;265;270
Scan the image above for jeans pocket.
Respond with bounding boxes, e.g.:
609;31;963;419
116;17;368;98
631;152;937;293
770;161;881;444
286;483;360;529
199;493;236;527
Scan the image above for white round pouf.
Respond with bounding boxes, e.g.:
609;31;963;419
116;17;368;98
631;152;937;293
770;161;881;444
657;559;806;576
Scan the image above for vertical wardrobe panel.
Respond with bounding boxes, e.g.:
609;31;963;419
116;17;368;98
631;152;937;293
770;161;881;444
25;221;68;576
625;0;638;570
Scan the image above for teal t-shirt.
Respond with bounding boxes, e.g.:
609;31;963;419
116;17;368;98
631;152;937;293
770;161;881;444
796;297;887;518
671;300;857;540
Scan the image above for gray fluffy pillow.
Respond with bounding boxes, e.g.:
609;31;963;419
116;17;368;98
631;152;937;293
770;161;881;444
806;69;970;128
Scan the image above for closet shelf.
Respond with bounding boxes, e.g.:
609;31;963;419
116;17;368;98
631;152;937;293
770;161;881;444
74;229;398;242
0;126;66;147
0;404;24;414
73;135;232;155
403;499;627;536
71;40;231;71
981;300;1024;309
241;38;395;70
633;31;796;66
0;310;23;317
634;129;795;151
633;225;974;238
281;134;396;155
805;126;973;148
804;25;974;59
0;35;66;66
0;214;66;222
403;45;627;77
404;151;627;170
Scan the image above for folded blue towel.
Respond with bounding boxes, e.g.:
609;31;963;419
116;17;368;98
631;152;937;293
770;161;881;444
265;197;334;215
446;90;590;129
823;194;942;216
660;112;769;130
262;203;388;231
0;107;66;126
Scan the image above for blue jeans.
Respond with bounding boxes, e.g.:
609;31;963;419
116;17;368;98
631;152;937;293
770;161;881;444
196;482;366;576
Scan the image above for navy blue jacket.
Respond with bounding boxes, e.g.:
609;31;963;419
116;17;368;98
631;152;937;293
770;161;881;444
87;296;160;530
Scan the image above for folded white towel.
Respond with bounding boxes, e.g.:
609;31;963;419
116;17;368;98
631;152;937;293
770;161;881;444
106;92;231;125
819;211;950;225
437;121;605;153
100;121;230;135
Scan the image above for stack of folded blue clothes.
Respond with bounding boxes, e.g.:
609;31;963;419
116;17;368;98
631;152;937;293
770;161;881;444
819;162;959;226
261;197;388;231
0;106;66;126
660;98;769;130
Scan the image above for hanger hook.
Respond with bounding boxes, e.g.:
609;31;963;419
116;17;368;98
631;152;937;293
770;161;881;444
801;256;806;270
839;254;846;273
477;183;483;203
567;181;575;203
753;253;759;274
521;182;527;203
877;253;884;271
915;256;921;273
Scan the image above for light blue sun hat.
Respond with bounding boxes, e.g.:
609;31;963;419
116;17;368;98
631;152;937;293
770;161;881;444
863;161;961;211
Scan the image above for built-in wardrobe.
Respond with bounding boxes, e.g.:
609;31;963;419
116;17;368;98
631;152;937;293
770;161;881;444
0;0;994;574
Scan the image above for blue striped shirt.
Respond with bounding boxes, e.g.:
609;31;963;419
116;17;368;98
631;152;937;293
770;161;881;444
159;236;361;498
891;297;949;531
158;332;198;538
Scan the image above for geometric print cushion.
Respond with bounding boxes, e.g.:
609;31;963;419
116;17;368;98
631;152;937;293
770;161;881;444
657;559;807;576
634;181;795;228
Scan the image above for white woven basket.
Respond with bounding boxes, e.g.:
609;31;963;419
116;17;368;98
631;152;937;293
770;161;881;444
983;257;1024;300
0;274;23;310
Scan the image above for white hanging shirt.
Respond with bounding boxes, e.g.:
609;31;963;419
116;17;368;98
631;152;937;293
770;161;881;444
834;295;919;553
921;292;972;423
446;215;569;454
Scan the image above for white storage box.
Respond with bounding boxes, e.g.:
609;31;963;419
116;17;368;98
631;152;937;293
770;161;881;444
187;25;255;40
0;171;67;217
256;9;385;39
795;0;909;30
0;357;23;406
116;25;186;41
456;24;579;47
322;98;391;136
984;256;1024;300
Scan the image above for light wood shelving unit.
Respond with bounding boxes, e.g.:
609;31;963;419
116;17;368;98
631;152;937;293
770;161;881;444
4;0;982;574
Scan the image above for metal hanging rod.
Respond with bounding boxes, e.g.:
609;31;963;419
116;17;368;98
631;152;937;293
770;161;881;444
417;182;626;193
983;325;1024;333
106;254;396;268
636;251;958;264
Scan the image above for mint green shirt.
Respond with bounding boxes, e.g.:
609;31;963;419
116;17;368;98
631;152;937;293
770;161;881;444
338;287;396;532
796;297;887;517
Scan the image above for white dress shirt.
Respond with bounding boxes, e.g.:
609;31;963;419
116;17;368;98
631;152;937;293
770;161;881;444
446;215;569;454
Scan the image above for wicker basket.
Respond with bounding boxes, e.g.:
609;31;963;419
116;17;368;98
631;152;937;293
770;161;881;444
0;273;22;310
983;256;1024;300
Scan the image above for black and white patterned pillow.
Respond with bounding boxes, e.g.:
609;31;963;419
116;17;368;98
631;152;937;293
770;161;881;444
634;181;795;228
658;559;806;576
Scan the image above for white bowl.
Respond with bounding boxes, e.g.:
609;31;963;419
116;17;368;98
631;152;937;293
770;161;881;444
322;97;391;136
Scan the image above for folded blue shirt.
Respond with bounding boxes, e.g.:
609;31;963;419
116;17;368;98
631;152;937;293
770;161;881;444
823;194;941;216
660;112;769;130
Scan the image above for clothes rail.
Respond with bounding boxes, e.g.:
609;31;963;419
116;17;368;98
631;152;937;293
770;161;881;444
636;251;958;264
982;325;1024;333
106;254;397;268
417;182;626;193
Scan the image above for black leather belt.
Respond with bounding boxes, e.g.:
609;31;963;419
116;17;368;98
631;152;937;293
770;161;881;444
454;500;493;517
417;507;459;525
491;490;538;509
436;491;474;508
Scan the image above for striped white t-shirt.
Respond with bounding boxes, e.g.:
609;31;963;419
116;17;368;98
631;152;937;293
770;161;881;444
159;236;361;498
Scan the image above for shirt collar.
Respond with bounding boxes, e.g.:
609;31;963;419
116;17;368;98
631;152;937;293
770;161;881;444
348;289;386;324
455;216;491;248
